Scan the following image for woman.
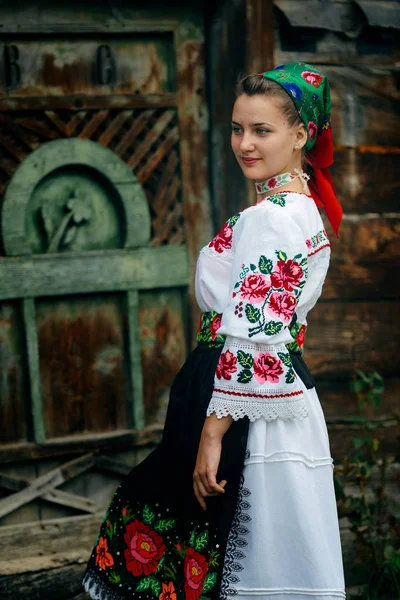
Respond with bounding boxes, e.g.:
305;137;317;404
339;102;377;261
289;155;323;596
83;62;346;600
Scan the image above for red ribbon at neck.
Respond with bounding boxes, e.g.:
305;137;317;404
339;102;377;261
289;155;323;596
307;127;343;239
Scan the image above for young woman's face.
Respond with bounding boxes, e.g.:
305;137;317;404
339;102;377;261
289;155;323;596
231;94;303;181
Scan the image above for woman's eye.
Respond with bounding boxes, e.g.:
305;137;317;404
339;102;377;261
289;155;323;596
256;128;269;135
231;127;242;134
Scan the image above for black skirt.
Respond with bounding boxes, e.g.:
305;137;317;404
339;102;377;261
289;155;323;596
82;342;315;600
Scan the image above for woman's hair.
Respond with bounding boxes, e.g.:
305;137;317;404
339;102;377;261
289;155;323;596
235;74;311;170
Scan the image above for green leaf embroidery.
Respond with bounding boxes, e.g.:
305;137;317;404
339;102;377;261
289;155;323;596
234;282;241;289
237;350;254;369
250;263;257;271
245;303;261;323
275;250;287;261
151;578;162;596
142;504;156;526
300;258;308;266
202;572;218;593
154;518;177;533
189;528;197;548
278;352;292;368
227;213;240;227
155;555;165;574
264;321;283;336
164;566;177;580
258;255;273;274
136;576;155;592
237;369;253;383
194;530;209;552
268;194;286;207
109;572;121;584
293;253;302;260
298;280;306;288
285;368;296;384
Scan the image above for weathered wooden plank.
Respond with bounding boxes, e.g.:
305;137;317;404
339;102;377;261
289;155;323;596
22;298;46;443
318;377;400;421
0;472;98;513
126;110;175;170
137;125;179;184
305;301;400;379
175;16;214;345
332;147;400;213
0;453;95;520
0;427;163;464
127;290;145;429
0;246;189;301
114;110;155;157
328;420;398;461
0;94;177;112
322;217;400;300
246;0;275;74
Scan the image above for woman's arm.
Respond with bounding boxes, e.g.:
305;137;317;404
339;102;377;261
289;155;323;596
193;413;233;510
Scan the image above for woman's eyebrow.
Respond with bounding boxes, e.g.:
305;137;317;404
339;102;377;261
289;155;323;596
231;120;274;127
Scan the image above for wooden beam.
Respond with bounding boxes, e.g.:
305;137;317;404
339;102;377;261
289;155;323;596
94;455;132;477
127;290;145;429
0;427;163;464
0;473;98;514
246;0;275;73
22;299;45;443
0;246;189;301
0;453;95;519
0;94;177;112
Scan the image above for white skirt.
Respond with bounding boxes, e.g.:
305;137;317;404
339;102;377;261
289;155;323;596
220;371;346;600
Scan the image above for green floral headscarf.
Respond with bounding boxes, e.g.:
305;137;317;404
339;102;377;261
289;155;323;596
260;62;332;151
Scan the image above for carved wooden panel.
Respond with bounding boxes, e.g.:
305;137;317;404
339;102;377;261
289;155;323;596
0;107;184;256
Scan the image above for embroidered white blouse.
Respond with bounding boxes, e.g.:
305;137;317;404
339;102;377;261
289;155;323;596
194;191;331;422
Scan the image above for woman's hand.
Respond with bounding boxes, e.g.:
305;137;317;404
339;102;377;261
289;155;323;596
193;413;233;510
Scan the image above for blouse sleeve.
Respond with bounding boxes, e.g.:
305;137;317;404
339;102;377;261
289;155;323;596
206;203;311;422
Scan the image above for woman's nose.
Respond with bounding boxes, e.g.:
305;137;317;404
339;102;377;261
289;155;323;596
240;134;255;152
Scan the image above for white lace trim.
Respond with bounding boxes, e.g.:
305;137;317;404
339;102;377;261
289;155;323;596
83;570;125;600
207;396;308;422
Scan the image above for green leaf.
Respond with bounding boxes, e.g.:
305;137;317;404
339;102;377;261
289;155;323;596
202;572;218;593
227;213;240;227
108;571;121;584
298;280;306;288
194;530;209;552
268;194;286;207
234;282;241;289
258;255;273;274
250;263;257;271
264;321;283;336
293;253;302;261
164;566;176;580
189;528;197;548
245;304;261;323
285;368;295;384
237;350;254;369
154;518;176;533
277;352;292;368
155;555;165;574
275;250;287;261
142;504;156;525
300;258;308;266
151;578;162;596
237;369;253;383
136;576;155;592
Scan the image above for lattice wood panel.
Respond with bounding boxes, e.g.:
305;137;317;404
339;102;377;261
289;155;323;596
0;108;184;253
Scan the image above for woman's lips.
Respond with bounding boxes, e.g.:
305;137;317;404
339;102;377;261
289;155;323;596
241;157;261;165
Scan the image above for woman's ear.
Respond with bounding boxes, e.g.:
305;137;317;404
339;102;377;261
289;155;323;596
296;123;308;149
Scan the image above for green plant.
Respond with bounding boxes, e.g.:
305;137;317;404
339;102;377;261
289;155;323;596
333;370;400;600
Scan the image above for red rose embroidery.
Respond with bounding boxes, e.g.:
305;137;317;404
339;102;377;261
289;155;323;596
184;548;209;600
95;536;114;570
267;177;278;188
208;222;233;253
267;292;296;322
240;273;271;303
216;349;237;380
308;121;318;139
271;260;304;292
301;71;323;88
253;352;284;384
124;519;165;577
210;313;222;339
296;324;307;349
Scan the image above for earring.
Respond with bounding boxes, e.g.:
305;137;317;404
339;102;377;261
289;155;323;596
294;143;300;149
